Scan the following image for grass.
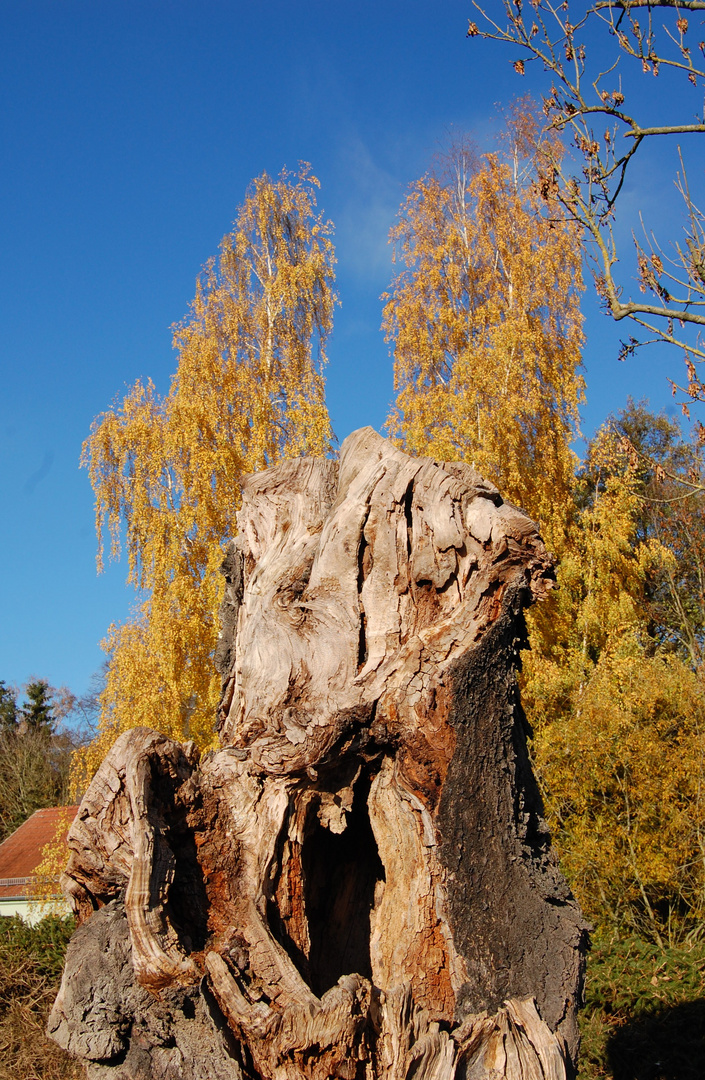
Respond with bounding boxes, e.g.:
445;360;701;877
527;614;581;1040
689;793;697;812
0;914;82;1080
1;914;703;1079
578;932;705;1080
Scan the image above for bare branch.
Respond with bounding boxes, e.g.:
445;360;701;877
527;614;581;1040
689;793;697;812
469;0;705;405
625;125;705;136
595;1;705;10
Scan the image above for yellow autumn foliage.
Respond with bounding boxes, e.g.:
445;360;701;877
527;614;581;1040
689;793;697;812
534;648;705;944
523;427;668;716
524;427;705;942
383;119;584;551
385;113;705;941
74;166;335;791
27;807;75;913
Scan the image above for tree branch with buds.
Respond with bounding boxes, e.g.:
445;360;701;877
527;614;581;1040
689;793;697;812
469;0;705;404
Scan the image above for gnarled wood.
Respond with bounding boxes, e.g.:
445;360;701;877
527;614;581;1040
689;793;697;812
49;428;588;1080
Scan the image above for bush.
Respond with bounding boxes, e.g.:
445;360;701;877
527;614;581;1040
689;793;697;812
0;914;81;1080
579;932;705;1080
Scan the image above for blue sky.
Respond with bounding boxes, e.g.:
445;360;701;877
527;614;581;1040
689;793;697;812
0;1;698;701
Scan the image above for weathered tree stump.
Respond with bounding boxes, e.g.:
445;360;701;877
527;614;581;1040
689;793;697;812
49;428;588;1080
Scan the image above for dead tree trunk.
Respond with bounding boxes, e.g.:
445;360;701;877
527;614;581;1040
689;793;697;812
49;428;588;1080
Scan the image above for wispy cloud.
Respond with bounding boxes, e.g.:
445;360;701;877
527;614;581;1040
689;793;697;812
24;450;54;495
333;135;402;282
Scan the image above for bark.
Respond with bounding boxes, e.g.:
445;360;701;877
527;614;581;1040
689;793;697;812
49;428;588;1080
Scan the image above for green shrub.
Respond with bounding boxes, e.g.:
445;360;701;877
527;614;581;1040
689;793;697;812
579;932;705;1080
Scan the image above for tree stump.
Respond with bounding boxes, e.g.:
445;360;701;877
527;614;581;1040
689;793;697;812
48;428;588;1080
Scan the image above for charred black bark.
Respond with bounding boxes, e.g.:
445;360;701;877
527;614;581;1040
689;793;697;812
438;587;588;1060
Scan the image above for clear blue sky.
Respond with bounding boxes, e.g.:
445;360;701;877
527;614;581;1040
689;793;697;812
0;1;695;700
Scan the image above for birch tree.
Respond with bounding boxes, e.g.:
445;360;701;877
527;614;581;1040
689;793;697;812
77;166;335;784
383;114;584;550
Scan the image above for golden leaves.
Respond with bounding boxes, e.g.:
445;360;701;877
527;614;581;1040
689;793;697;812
523;425;705;939
382;122;705;937
77;167;336;780
383;113;584;552
533;650;705;938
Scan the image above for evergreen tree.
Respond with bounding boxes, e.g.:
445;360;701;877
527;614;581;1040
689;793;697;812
0;680;79;841
0;681;17;732
20;680;55;731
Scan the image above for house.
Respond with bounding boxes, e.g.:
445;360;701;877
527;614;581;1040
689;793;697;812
0;805;79;923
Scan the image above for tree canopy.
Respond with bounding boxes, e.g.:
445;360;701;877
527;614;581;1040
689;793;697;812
383;113;584;550
383;111;705;942
524;415;705;941
76;165;335;786
0;680;80;841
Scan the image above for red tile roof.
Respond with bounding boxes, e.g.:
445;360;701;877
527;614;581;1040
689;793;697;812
0;806;78;899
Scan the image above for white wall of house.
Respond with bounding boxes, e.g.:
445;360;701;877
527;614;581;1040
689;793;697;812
0;889;72;923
